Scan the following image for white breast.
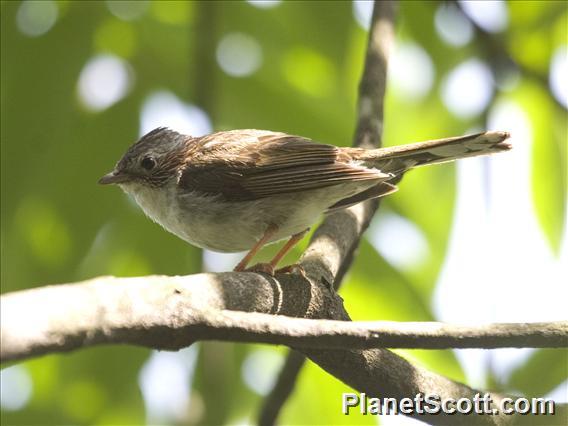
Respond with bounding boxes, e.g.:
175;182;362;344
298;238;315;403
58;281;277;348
119;182;266;252
120;182;191;243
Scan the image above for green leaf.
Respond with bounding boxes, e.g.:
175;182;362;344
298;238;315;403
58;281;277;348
507;349;568;397
509;82;567;255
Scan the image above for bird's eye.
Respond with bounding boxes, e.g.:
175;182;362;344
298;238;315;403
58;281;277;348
141;156;156;171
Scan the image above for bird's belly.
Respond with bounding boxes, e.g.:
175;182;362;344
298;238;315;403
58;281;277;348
178;200;264;252
126;183;373;253
175;190;341;252
174;193;281;252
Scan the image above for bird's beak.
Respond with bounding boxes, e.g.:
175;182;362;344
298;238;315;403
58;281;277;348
98;170;130;185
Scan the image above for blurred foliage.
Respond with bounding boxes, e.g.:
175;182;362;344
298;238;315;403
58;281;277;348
507;349;568;397
1;1;566;425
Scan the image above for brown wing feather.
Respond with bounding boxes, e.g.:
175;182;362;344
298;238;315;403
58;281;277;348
179;131;388;201
325;182;398;213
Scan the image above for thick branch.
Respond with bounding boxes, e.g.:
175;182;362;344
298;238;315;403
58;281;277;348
2;275;566;363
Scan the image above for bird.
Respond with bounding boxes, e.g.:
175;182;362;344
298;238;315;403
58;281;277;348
99;128;511;274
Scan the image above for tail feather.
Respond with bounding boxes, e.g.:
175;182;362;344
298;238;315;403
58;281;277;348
355;131;511;174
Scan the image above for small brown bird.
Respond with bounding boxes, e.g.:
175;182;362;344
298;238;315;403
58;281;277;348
99;128;511;274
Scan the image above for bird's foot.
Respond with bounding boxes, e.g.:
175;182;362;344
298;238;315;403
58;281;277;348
242;263;306;277
244;262;275;275
275;264;306;278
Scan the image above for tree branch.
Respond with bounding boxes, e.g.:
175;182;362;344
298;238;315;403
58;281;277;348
2;275;566;363
454;0;566;111
258;350;306;426
258;2;397;418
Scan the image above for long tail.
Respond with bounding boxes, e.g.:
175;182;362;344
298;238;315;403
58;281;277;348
355;131;511;174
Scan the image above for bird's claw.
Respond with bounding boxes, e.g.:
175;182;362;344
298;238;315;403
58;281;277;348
275;264;306;278
244;262;275;275
243;263;306;277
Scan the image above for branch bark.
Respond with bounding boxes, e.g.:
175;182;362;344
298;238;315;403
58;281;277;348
2;275;566;363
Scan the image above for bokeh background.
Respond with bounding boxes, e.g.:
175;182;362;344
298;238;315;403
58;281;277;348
1;1;566;425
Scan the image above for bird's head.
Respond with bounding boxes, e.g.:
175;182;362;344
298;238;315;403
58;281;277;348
99;127;190;189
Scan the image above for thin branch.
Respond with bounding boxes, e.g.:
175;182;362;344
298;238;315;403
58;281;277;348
454;0;566;111
298;0;395;287
258;350;306;426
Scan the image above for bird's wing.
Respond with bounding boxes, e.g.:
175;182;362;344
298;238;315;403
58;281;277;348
325;181;398;213
179;131;389;201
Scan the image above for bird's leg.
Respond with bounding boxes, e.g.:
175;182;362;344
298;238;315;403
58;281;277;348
234;224;278;272
268;228;309;271
237;228;310;275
